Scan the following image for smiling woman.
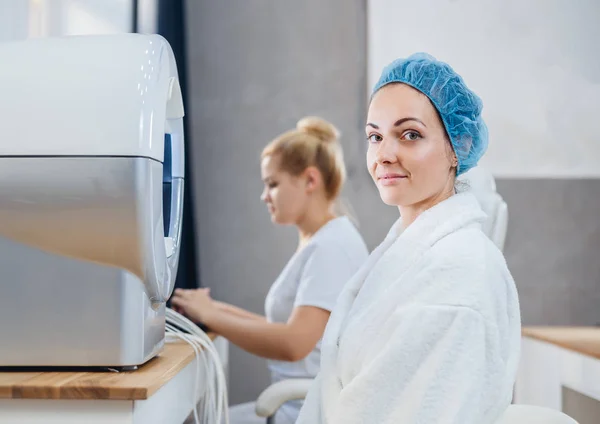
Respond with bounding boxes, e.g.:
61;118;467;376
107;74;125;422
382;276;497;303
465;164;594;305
296;53;521;424
365;83;459;226
363;52;489;229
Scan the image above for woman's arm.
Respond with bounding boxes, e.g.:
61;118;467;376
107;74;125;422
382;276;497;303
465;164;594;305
203;304;330;362
170;288;330;362
213;300;266;321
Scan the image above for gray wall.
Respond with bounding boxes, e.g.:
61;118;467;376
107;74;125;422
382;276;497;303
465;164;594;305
183;0;396;405
497;179;600;326
562;386;600;424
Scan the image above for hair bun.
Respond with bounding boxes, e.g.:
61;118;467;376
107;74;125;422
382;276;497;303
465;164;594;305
296;116;340;144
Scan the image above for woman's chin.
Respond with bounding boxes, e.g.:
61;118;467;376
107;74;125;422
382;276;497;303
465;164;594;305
270;213;289;225
378;188;405;207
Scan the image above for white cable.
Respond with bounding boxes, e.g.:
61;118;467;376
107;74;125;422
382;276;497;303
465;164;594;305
165;324;215;424
166;317;221;424
165;307;229;424
166;324;210;424
165;320;216;423
165;324;204;424
165;310;224;422
165;321;208;423
165;324;208;423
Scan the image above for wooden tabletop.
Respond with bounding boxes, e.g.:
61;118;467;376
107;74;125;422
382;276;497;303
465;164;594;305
0;341;200;400
522;326;600;360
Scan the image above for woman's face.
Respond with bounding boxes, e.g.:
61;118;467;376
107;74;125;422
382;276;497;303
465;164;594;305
260;155;308;225
366;83;456;209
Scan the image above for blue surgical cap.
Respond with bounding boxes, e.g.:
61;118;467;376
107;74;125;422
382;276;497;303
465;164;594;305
372;53;488;176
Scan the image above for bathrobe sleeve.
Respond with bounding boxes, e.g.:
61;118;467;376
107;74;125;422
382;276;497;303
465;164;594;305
330;304;502;424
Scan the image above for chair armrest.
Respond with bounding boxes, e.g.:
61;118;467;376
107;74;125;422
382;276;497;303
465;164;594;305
495;404;578;424
255;378;314;418
493;200;508;251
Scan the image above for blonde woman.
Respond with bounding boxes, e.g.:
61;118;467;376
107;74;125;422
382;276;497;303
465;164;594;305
172;117;369;424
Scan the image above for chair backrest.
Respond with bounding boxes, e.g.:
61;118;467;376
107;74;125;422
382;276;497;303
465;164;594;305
496;404;579;424
457;166;508;251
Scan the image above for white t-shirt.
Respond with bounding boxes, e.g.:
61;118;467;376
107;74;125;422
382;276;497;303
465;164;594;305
264;216;369;421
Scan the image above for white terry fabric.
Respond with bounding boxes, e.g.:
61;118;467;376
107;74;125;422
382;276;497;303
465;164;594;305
296;192;521;424
262;216;369;423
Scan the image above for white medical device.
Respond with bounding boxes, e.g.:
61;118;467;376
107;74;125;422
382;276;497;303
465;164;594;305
0;34;185;369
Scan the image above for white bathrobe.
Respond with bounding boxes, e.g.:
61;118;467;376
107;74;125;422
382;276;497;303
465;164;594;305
296;192;521;424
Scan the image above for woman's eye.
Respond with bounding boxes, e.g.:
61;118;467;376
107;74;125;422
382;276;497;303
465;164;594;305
403;131;421;141
367;134;382;144
268;182;278;189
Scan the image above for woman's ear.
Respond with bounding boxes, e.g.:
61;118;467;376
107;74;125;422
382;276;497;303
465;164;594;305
444;139;458;170
304;166;321;193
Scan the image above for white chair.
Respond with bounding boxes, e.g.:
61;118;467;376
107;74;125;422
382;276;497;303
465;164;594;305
255;378;314;423
458;166;509;251
255;401;581;424
254;167;510;423
496;404;579;423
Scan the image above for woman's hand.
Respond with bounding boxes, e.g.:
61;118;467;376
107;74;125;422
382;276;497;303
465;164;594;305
170;287;217;324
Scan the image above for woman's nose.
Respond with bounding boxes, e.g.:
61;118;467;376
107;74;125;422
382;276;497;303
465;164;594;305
375;138;396;164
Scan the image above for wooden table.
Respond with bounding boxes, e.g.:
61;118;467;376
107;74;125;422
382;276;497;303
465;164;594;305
515;326;600;419
0;337;229;424
522;326;600;360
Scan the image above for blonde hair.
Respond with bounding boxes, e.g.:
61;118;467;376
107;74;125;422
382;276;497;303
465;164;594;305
261;116;346;201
